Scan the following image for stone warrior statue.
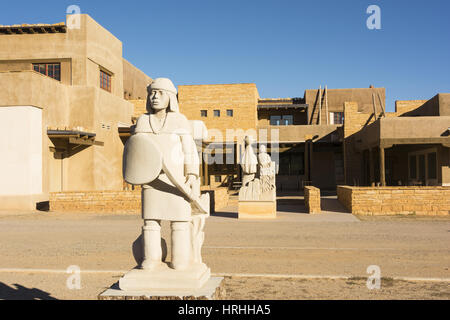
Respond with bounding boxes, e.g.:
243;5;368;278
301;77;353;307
123;78;209;273
239;137;276;202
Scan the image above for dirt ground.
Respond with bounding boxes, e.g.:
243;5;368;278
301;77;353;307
0;203;448;300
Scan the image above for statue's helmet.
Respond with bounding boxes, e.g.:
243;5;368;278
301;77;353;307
146;78;179;113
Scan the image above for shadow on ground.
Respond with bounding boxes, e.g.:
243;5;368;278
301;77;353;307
211;211;238;219
0;282;57;300
321;197;351;214
276;198;308;214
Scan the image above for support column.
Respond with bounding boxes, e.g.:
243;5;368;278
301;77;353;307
304;141;309;185
309;139;313;183
203;151;209;186
369;148;375;186
380;146;386;186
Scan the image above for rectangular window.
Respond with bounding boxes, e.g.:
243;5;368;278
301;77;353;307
330;112;344;124
282;115;293;125
214;110;220;117
270;115;281;125
100;70;112;92
32;63;61;81
227;109;233;117
200;110;207;117
214;175;222;183
270;115;293;125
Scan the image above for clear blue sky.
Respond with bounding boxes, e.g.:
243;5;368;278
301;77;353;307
1;0;449;111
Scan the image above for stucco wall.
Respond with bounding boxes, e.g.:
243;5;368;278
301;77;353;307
0;106;42;195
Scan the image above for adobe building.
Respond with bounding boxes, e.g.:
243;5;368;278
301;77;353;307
0;14;152;210
177;84;389;191
0;14;448;214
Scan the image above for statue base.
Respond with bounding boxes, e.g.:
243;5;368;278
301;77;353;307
98;277;225;300
117;262;210;291
238;200;277;219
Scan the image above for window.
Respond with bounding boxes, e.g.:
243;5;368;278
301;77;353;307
270;115;281;125
100;70;112;92
200;110;207;117
214;175;222;183
226;109;233;117
270;115;293;126
33;63;61;81
214;110;220;117
278;152;305;175
330;112;344;124
408;149;438;185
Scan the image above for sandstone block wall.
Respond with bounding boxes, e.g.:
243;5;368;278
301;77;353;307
337;186;450;215
50;187;229;214
178;83;259;141
304;186;321;214
50;191;141;213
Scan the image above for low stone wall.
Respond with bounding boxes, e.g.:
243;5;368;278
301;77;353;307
304;186;321;214
337;186;450;215
50;187;229;214
50;191;141;213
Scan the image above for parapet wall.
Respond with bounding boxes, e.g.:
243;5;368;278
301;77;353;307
337;186;450;215
304;186;321;214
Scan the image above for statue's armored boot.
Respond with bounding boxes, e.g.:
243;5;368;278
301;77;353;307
140;220;162;270
170;221;191;270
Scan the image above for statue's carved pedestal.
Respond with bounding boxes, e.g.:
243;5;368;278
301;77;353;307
119;262;210;291
98;276;224;300
238;200;277;219
238;139;277;219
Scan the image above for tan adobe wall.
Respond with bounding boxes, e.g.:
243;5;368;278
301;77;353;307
305;87;385;125
0;15;126;98
123;59;152;100
304;186;321;213
395;100;427;115
337;186;450;215
0;70;133;194
129;99;147;120
343;101;376;138
178;83;259;141
343;102;376;185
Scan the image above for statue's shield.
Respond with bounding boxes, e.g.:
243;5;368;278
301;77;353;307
123;133;163;185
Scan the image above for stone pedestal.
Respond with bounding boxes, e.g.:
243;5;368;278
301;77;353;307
99;277;225;300
238;201;277;219
119;262;210;291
